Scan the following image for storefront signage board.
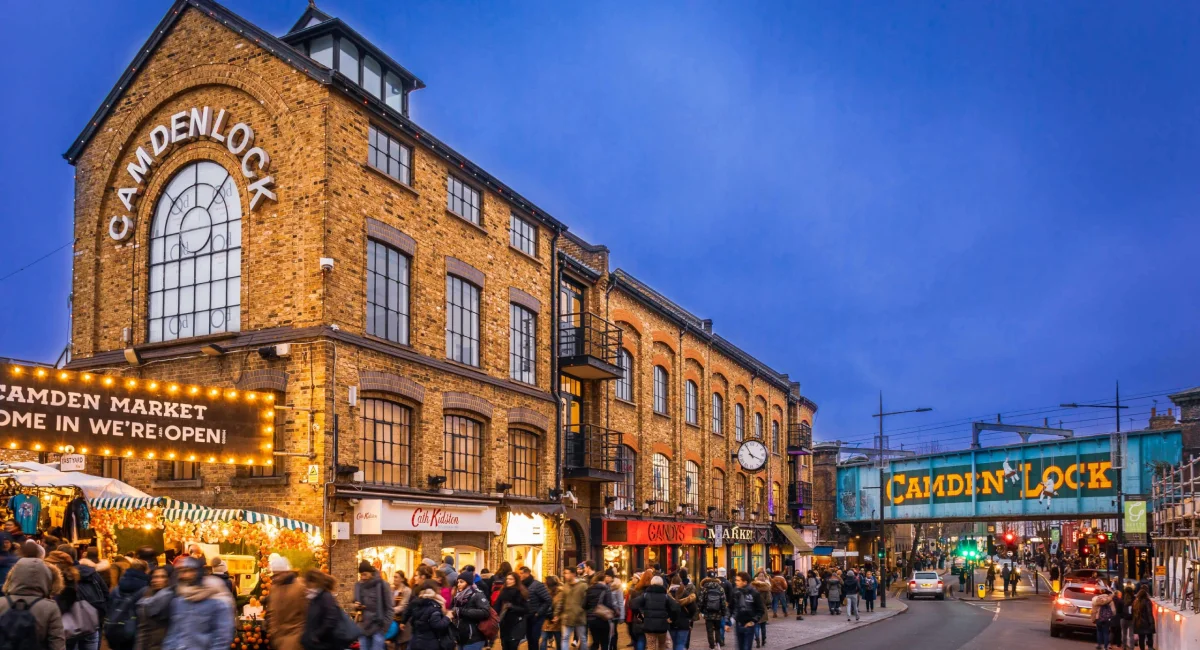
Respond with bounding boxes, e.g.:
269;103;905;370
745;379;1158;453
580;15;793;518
357;500;499;533
0;365;272;463
602;520;706;545
59;454;85;471
354;499;383;535
506;514;545;545
705;524;771;544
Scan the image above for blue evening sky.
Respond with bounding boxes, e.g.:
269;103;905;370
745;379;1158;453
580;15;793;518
2;1;1198;452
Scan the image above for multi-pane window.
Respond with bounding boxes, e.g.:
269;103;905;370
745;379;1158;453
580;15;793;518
615;349;633;401
653;366;669;415
368;126;412;186
100;458;122;481
447;175;481;225
367;240;410;344
735;404;746;441
338;38;358;80
754;413;763;439
651;453;670;513
148;161;242;342
754;478;766;516
772;482;782;521
771;421;780;453
508;430;539;497
711;469;726;515
685;460;700;512
445;275;480;366
509;213;536;256
735;473;748;518
509;304;536;384
444;415;482;492
359;398;411;486
171;462;198;481
685;380;698;425
712;393;724;435
613;444;636;511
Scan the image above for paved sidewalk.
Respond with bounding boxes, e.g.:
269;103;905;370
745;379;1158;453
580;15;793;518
770;600;909;648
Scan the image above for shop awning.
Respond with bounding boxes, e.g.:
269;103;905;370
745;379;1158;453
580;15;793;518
90;496;164;510
507;503;566;516
87;496;320;536
5;462;152;500
242;509;320;535
774;524;814;555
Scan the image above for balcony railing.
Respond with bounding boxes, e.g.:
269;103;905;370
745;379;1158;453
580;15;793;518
787;481;813;511
564;424;626;482
787;422;813;454
559;313;623;380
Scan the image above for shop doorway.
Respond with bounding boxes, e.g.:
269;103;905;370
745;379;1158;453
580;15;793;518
358;546;416;583
562;520;583;570
442;546;485;572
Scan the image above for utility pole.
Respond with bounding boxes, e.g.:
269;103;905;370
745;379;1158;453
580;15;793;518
873;392;932;608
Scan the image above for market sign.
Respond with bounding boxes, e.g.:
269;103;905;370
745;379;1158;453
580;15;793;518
602;520;707;546
704;524;772;544
0;363;274;464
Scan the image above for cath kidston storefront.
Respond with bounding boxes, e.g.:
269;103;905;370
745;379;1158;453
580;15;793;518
354;498;500;578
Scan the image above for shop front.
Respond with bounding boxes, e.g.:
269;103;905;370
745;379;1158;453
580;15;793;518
505;512;546;579
353;498;500;578
773;523;816;576
707;523;774;575
598;519;708;580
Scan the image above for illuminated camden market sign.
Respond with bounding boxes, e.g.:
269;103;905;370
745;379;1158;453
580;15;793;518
0;363;275;465
835;430;1183;522
108;105;277;242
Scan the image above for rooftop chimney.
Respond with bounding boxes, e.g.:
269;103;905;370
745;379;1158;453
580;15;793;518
701;319;713;333
1148;406;1176;430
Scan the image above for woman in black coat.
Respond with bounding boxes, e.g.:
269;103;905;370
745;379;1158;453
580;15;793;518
584;573;613;650
401;581;452;650
492;573;528;650
301;570;344;650
1131;587;1156;650
450;572;491;648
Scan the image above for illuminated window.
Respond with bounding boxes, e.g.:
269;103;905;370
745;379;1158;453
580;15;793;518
359;398;411;486
148;161;242;342
772;482;782;521
508;430;539;498
754;477;766;515
444;415;482;492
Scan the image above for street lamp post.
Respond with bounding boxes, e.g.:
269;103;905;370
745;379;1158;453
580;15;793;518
873;392;932;608
1061;381;1129;585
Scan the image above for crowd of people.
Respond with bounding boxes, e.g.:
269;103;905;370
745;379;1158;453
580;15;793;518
1089;583;1157;650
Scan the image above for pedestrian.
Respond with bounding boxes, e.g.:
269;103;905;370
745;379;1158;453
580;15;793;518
0;532;18;588
698;571;726;650
728;574;761;650
1131;587;1155;650
162;557;235;650
666;574;695;650
607;574;625;650
805;571;820;616
520;566;552;650
714;569;733;649
135;567;173;650
583;573;613;650
627;571;653;650
103;558;148;650
542;576;564;650
1090;588;1116;650
560;567;588;650
264;555;305;650
0;557;66;650
392;570;413;650
45;550;96;650
450;571;490;650
440;557;459;588
630;576;677;650
495;572;529;650
767;571;787;618
823;572;842;616
1117;585;1135;650
749;574;769;647
788;572;806;618
355;560;394;650
1109;586;1126;650
861;571;877;613
842;569;860;623
209;558;236;599
487;563;514;605
399;580;451;650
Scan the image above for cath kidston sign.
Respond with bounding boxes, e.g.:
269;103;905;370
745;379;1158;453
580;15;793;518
353;500;499;533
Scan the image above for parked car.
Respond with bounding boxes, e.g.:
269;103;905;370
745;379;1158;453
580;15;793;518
1049;581;1110;638
907;571;945;600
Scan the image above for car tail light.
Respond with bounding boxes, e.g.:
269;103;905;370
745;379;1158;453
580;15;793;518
1055;597;1071;605
937;580;943;586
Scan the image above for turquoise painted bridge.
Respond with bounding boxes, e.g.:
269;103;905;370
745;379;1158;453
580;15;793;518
836;429;1182;523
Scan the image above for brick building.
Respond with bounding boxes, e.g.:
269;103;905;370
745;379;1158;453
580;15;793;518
25;0;817;587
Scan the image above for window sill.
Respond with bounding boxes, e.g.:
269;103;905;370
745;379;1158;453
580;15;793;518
685;421;701;430
137;331;237;353
508;244;543;265
653;411;670;420
231;474;288;487
446;209;488;235
444;357;485;375
365;332;413;350
711;431;724;438
506;377;539;390
362;163;419;198
614;397;637;408
152;479;202;489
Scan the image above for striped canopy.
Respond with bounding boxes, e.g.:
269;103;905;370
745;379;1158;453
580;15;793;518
89;497;318;536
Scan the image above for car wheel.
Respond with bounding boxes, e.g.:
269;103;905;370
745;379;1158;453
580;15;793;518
1049;626;1060;638
936;594;945;601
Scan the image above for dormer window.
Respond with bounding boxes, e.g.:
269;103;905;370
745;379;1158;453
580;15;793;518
309;34;333;68
338;39;358;79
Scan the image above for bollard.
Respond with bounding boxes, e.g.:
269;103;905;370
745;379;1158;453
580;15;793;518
977;583;986;598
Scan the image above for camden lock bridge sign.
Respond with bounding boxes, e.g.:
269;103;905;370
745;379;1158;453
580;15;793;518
836;429;1182;523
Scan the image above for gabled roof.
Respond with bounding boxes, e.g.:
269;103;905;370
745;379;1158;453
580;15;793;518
287;1;333;35
280;17;426;92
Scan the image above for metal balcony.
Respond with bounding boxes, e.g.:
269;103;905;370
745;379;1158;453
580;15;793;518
558;313;623;380
564;424;626;482
787;422;813;454
787;480;813;512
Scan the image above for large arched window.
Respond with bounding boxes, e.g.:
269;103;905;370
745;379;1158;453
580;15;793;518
653;366;669;415
359;398;411;485
652;453;670;513
711;468;726;514
735;404;745;441
615;349;633;401
712;393;724;435
149;161;242;342
508;429;539;497
444;415;482;492
612;444;636;511
685;460;700;511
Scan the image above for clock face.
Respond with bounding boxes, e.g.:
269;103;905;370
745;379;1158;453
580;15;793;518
737;440;768;471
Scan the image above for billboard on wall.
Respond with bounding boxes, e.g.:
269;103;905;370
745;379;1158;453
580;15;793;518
836;430;1182;522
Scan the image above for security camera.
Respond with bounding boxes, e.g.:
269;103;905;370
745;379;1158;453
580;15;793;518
348;498;361;506
564;490;578;505
320;257;335;272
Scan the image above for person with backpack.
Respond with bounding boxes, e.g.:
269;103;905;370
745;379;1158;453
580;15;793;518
136;568;172;650
841;570;860;623
399;580;451;650
162;557;235;650
518;566;551;650
728;573;762;650
698;571;726;650
300;570;346;650
630;576;678;650
354;561;393;650
0;557;65;650
788;572;806;618
264;555;305;650
103;559;148;650
44;551;97;650
450;571;491;650
1090;588;1116;650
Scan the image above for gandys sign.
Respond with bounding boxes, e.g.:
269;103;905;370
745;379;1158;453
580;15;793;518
0;363;274;464
602;520;707;546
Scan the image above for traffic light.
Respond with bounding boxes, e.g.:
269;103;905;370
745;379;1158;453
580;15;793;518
1097;532;1107;543
1004;531;1019;552
987;535;995;556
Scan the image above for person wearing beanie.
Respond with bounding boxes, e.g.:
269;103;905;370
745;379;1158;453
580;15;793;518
21;539;45;559
210;557;236;598
264;555;305;650
162;557;235;650
354;560;392;650
631;574;679;650
438;556;458;587
449;572;489;650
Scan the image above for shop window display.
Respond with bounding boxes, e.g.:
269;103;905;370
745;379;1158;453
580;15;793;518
357;546;416;584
